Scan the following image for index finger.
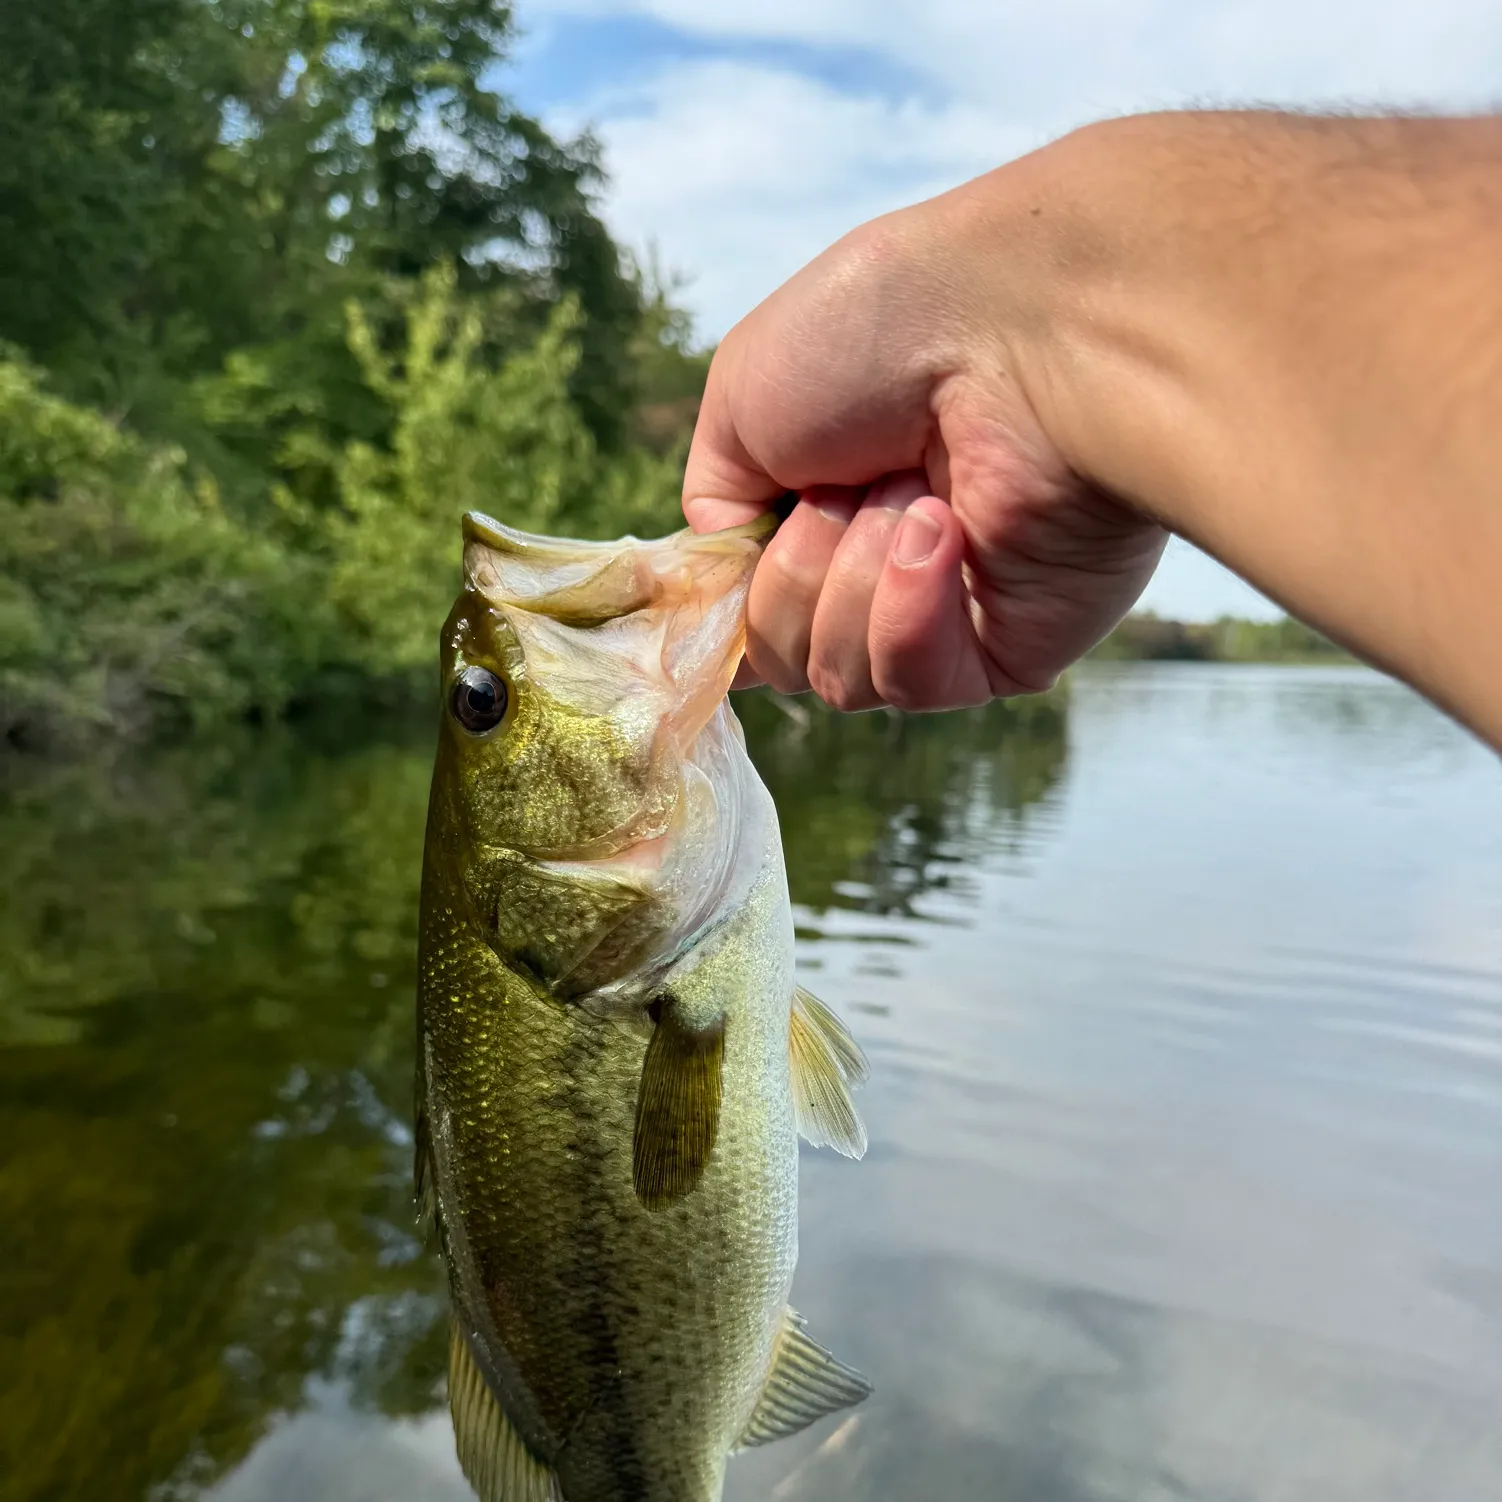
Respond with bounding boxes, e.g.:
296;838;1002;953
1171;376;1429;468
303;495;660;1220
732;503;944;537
685;495;770;534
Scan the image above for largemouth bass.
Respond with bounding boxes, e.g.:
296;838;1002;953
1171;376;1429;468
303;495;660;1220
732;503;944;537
416;512;870;1502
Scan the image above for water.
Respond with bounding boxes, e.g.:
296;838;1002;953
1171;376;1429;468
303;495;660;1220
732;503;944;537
2;664;1499;1502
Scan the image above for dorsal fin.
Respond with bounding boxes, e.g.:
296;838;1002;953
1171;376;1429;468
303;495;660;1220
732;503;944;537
632;1005;725;1210
448;1323;562;1502
736;1307;872;1450
789;986;869;1159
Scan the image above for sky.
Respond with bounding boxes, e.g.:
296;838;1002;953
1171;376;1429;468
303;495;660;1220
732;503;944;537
498;0;1500;620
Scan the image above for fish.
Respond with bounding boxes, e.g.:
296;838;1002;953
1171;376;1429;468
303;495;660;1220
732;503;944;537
415;510;872;1502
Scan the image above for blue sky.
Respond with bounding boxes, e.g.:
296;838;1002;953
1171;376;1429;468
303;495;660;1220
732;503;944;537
500;0;1500;619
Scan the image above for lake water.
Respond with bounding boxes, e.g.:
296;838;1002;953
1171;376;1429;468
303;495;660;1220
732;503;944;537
3;664;1500;1502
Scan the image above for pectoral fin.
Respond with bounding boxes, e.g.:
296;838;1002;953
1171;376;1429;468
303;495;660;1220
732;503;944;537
448;1323;561;1502
736;1307;873;1450
789;986;869;1159
632;1005;725;1210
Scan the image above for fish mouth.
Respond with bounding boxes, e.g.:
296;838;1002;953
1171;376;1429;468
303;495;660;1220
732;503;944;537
456;515;770;957
462;511;775;628
462;514;769;758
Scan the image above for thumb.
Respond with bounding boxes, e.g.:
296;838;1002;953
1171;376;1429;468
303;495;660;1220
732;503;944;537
868;496;993;710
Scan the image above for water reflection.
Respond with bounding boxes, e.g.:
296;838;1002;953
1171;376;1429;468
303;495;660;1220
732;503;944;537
735;690;1067;920
0;730;443;1501
727;665;1502;1502
0;690;1066;1502
6;667;1500;1502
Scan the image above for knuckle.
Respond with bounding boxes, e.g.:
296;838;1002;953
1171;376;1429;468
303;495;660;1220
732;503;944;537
868;620;933;711
709;318;746;373
804;660;839;705
874;673;929;713
745;636;806;697
808;659;872;713
763;543;809;589
984;656;1059;698
761;658;811;697
805;660;846;710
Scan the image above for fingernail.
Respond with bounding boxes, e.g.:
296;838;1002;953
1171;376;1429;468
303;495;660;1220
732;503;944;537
811;498;855;523
892;507;940;567
805;486;861;524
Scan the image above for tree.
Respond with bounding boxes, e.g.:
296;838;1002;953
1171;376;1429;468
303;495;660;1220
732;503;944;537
0;0;716;746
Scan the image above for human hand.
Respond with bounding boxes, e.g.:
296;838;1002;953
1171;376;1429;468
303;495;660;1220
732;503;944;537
685;110;1502;747
682;154;1166;710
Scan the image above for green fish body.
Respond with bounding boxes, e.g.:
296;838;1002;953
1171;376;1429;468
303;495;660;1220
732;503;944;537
416;514;870;1502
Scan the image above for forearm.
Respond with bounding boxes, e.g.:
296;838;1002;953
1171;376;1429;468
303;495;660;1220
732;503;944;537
961;111;1502;743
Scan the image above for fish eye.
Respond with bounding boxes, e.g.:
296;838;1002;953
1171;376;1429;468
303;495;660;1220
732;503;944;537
450;665;509;736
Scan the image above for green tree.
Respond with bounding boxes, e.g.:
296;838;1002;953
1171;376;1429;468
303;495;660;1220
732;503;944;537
316;265;683;675
0;352;311;746
0;0;647;438
0;0;240;405
0;0;717;747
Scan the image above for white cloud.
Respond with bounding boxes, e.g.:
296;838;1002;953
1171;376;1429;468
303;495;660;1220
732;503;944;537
539;0;1500;332
553;62;1031;337
538;0;1502;121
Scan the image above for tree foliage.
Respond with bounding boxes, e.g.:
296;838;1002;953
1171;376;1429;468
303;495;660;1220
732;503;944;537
318;266;682;675
1091;612;1349;664
0;0;705;747
0;352;314;744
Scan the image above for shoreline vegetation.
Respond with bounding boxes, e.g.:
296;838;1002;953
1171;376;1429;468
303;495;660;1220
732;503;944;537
0;1;1347;755
1;0;703;752
1090;614;1352;665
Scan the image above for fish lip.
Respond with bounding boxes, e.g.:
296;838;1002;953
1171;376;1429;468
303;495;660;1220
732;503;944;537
462;509;776;554
460;510;773;627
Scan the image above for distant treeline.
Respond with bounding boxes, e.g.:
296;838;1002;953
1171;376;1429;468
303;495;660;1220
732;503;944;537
1092;613;1350;664
1;0;705;749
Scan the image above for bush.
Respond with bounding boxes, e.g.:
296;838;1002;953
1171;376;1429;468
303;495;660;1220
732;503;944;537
0;354;310;745
316;267;683;676
0;270;691;746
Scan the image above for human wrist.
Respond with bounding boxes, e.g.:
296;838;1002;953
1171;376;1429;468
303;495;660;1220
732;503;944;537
920;115;1208;537
941;108;1502;743
945;109;1502;534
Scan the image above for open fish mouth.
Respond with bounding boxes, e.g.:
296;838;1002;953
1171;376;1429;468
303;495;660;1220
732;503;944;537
453;510;775;998
462;510;772;757
462;509;775;623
